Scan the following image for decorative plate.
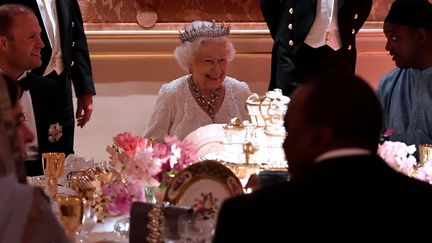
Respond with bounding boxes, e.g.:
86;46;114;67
164;160;243;220
184;124;226;158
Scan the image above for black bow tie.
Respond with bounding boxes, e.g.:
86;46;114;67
19;76;31;91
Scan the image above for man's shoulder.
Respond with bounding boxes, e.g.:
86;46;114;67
224;182;293;209
377;68;403;96
381;68;402;83
0;177;34;200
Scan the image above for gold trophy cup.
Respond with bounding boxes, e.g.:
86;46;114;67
42;152;65;199
57;195;84;242
420;144;432;164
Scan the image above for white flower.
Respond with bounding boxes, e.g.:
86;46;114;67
378;141;432;183
169;144;181;168
416;160;432;183
378;141;416;174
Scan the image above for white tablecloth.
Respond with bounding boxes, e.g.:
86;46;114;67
85;216;128;243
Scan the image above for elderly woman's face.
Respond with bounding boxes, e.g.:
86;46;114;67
190;41;228;91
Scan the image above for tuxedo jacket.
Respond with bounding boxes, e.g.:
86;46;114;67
260;0;372;95
23;73;67;156
213;155;432;243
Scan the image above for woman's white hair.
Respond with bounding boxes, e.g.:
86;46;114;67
174;21;236;72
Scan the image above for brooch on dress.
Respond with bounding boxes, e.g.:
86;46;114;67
48;123;62;143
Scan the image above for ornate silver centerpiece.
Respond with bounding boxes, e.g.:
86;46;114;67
246;89;290;136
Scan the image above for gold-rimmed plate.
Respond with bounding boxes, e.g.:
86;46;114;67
164;160;243;220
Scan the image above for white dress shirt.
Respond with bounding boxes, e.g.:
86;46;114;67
36;0;64;75
315;148;372;163
304;0;342;50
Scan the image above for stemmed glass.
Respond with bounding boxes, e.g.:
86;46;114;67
113;215;130;239
243;124;259;164
178;212;215;243
420;144;432;164
43;152;65;200
57;195;84;242
76;198;98;242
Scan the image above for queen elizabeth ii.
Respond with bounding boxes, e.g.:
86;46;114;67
144;21;251;142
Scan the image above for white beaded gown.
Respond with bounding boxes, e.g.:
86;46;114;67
144;75;251;142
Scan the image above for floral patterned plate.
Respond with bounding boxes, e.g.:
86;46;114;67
164;160;243;220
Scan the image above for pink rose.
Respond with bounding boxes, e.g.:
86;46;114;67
113;132;147;157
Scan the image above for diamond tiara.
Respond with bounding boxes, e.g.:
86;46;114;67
179;21;231;43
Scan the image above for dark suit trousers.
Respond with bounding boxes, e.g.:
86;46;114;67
296;44;355;79
274;43;355;96
46;71;74;155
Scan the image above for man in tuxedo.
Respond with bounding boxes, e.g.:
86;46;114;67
0;0;96;155
0;4;65;176
213;72;432;242
260;0;372;96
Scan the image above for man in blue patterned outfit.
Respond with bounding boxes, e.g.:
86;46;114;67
377;0;432;160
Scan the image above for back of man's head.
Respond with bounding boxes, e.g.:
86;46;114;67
301;72;382;150
283;72;382;179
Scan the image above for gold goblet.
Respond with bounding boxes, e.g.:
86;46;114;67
57;195;84;242
420;144;432;164
43;152;65;200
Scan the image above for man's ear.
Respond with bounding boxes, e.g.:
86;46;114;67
0;35;8;50
416;28;428;45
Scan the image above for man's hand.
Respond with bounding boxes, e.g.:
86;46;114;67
76;94;93;128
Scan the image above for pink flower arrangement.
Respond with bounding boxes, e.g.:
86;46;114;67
378;140;432;183
103;132;198;215
152;136;197;185
378;141;417;175
106;132;160;187
102;179;145;215
415;160;432;183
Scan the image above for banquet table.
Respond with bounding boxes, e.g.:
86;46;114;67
35;119;289;242
185;123;288;189
26;177;127;243
186;123;288;167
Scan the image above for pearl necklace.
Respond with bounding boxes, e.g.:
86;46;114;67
188;77;222;121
